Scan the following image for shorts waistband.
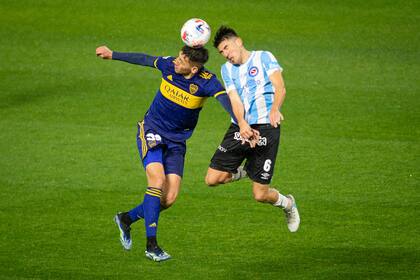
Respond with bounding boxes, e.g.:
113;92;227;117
231;123;275;129
251;124;275;129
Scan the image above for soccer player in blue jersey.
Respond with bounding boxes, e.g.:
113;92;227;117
205;26;301;232
96;45;237;261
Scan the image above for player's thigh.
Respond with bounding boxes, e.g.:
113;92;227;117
245;126;280;184
160;141;185;207
145;162;166;188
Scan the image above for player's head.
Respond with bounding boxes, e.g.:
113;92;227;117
213;26;244;65
174;46;209;75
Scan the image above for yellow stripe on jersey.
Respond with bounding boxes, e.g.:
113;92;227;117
160;78;207;109
214;90;226;98
153;58;158;68
138;121;148;159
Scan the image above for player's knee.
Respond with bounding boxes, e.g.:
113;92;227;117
149;175;166;188
205;174;220;186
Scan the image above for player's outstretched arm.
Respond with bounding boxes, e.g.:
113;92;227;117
96;45;157;67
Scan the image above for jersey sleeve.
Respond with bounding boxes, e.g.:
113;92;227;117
221;64;236;92
261;51;283;76
154;56;175;73
112;52;157;67
206;76;226;98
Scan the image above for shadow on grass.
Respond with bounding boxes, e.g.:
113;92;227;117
228;247;419;279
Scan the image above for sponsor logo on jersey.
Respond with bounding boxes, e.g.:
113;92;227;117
160;78;207;109
248;66;259;77
148;223;157;228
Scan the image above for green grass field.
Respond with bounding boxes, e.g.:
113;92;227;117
1;0;419;279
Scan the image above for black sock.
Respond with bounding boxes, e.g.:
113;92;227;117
147;236;158;251
121;212;132;226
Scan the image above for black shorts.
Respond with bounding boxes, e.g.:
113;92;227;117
209;123;280;184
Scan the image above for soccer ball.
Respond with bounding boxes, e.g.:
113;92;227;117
180;18;211;48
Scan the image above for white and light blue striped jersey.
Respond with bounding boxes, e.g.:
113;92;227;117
221;51;282;125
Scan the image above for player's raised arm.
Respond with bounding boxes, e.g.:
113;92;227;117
96;45;157;67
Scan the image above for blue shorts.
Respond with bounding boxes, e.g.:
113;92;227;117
136;121;186;177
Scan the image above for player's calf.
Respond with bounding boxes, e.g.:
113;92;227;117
252;183;276;203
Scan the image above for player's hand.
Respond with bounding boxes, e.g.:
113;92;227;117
96;45;113;59
269;108;284;128
248;129;260;148
238;121;254;145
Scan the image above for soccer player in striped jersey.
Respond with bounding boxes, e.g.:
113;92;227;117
96;45;235;261
205;26;300;233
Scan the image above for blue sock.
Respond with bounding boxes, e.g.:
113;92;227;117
127;203;144;223
127;192;167;223
143;187;162;238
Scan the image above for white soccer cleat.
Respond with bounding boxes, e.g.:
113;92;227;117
232;166;247;181
284;195;300;232
145;247;171;262
114;213;132;250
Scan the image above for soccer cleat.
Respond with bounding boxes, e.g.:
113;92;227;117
232;166;247;181
114;213;132;250
284;195;300;232
145;247;171;262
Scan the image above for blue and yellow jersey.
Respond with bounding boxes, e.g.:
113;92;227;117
144;56;226;142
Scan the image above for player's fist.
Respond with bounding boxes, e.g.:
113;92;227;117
96;45;113;59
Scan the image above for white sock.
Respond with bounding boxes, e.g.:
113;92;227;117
273;190;290;209
231;166;246;181
231;171;240;181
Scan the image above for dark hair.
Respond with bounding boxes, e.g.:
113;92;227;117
213;26;238;48
181;45;209;66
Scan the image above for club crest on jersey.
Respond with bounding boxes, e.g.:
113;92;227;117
248;66;259;77
189;84;199;94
